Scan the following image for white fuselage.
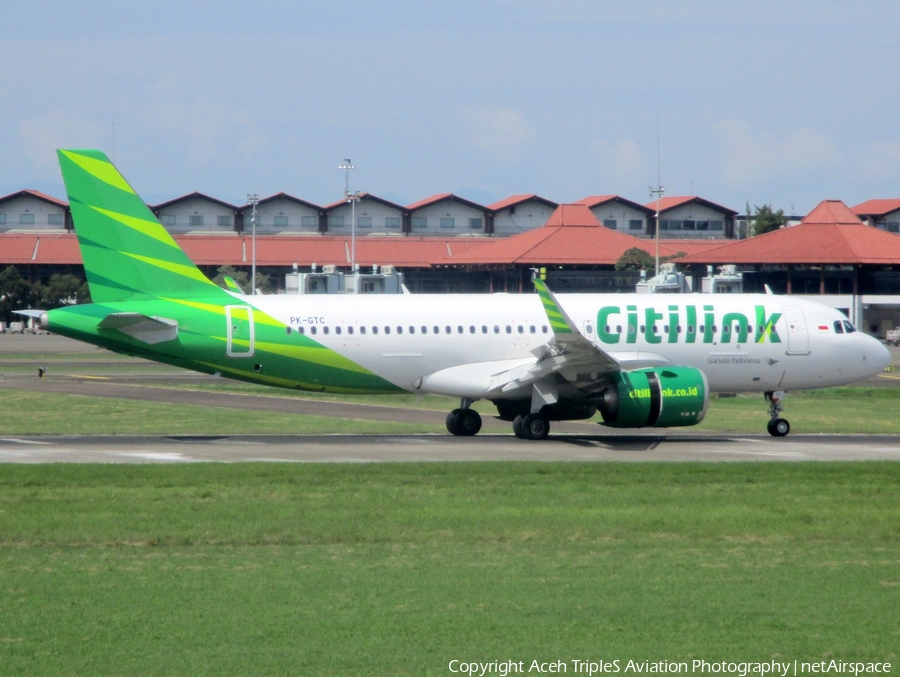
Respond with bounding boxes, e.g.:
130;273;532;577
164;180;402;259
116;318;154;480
248;292;889;397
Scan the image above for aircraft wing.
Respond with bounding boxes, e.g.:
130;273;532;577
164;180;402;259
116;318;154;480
97;313;178;345
486;279;622;401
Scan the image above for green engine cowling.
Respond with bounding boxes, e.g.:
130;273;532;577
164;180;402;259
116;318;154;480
596;367;709;428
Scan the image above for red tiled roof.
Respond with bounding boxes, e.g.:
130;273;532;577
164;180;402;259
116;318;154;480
0;189;69;208
0;234;81;264
152;192;238;212
487;194;558;212
645;195;738;216
801;200;863;225
321;192;405;213
0;233;493;269
851;199;900;218
677;200;900;265
573;195;618;208
406;193;486;212
446;204;686;265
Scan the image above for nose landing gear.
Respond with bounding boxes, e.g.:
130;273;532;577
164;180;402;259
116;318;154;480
765;391;790;437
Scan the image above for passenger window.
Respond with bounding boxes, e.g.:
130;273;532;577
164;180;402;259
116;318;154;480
687;325;694;333
529;325;536;334
385;326;391;335
843;320;856;334
445;326;451;334
348;326;354;335
421;326;427;334
676;325;682;333
482;325;488;334
517;325;523;334
616;325;622;334
469;326;475;334
433;326;439;334
311;326;317;335
360;326;365;335
723;325;730;334
457;326;463;334
663;325;669;333
711;325;718;333
506;326;512;334
372;326;378;335
298;326;305;335
323;326;330;335
699;325;705;333
409;326;415;334
628;325;635;334
833;320;844;334
494;325;500;333
335;326;341;335
397;326;403;334
542;326;548;333
640;325;645;332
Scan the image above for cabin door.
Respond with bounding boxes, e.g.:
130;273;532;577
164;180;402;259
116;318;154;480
781;305;809;355
226;305;255;357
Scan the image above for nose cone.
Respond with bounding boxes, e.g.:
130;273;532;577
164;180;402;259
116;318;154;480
871;336;892;374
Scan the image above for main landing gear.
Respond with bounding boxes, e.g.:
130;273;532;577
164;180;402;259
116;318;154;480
765;390;790;437
446;398;482;437
512;413;550;440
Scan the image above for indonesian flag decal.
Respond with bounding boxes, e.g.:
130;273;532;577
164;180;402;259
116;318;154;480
818;325;829;331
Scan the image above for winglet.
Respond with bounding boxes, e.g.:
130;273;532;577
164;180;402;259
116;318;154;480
533;279;575;335
222;276;245;294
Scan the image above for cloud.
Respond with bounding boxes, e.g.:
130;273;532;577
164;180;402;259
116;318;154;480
588;137;645;194
861;140;900;179
18;111;109;174
461;106;535;160
138;95;267;169
715;121;840;185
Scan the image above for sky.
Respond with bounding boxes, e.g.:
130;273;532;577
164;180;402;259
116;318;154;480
2;0;899;215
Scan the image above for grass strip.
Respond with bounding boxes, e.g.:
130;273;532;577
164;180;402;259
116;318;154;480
0;463;897;675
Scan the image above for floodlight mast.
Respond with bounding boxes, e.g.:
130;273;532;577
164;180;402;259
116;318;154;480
649;119;665;277
247;193;259;294
338;159;358;273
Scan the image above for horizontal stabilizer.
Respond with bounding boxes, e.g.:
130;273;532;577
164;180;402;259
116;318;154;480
13;309;46;318
98;313;178;345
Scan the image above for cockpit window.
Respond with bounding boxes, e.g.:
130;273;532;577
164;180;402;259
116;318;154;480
843;320;857;334
833;320;844;334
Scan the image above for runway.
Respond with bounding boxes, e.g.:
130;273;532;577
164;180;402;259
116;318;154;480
2;432;900;463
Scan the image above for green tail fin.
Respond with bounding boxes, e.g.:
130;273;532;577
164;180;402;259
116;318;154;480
57;149;221;303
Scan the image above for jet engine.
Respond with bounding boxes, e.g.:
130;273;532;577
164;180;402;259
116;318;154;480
594;367;709;428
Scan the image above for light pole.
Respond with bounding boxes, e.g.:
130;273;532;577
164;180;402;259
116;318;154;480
649;183;665;277
347;191;361;273
247;193;259;294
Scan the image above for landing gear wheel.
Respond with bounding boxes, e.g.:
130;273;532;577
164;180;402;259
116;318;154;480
446;409;462;436
522;414;550;440
447;408;482;436
767;418;790;437
512;415;526;439
457;409;482;436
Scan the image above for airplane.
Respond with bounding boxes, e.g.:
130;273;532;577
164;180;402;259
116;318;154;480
21;149;891;439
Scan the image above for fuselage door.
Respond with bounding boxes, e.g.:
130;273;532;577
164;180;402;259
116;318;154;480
782;305;809;355
226;305;255;357
582;320;595;342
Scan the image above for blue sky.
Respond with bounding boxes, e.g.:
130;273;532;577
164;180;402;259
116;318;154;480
2;0;899;214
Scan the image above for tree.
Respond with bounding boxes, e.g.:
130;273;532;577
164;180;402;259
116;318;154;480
615;247;655;271
0;266;34;323
33;273;91;308
211;265;275;295
751;204;786;236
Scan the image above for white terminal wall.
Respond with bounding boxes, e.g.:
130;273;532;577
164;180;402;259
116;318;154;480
253;197;320;233
492;200;556;235
158;196;236;234
658;203;730;239
326;198;404;234
409;201;488;235
0;195;67;232
588;201;650;235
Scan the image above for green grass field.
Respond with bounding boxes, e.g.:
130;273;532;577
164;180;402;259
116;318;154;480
2;386;900;435
0;463;898;675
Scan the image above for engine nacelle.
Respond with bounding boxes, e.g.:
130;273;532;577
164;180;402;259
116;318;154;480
595;367;709;429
